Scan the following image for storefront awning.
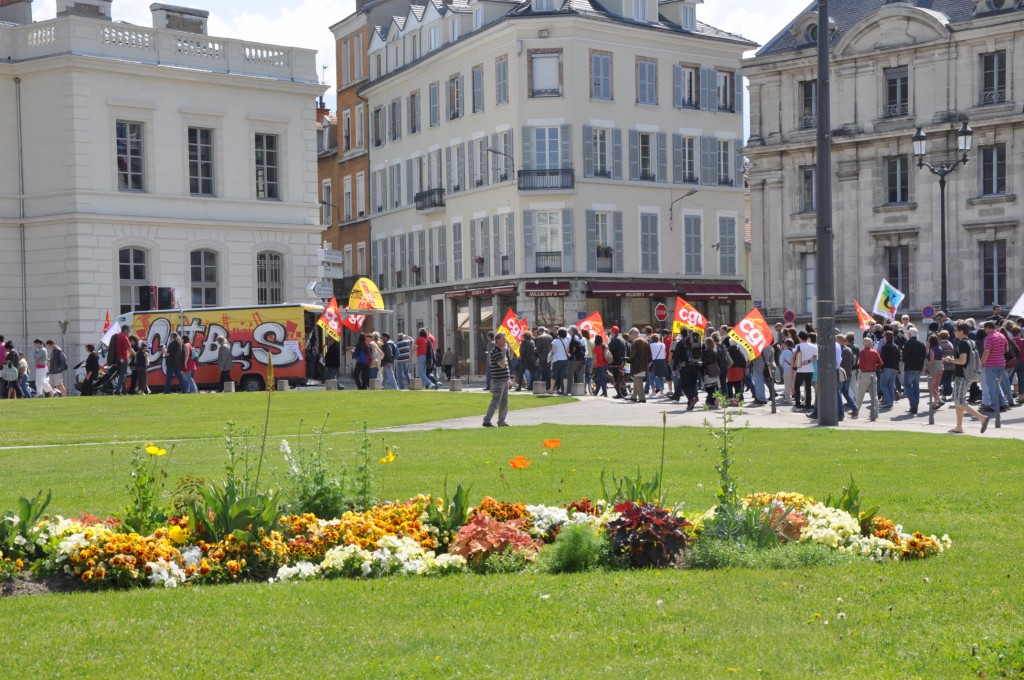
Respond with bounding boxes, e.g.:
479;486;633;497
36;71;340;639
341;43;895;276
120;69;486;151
588;281;678;298
525;281;571;297
680;283;752;301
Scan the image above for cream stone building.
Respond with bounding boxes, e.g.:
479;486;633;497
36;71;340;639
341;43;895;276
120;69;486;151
345;0;755;374
0;0;324;363
744;0;1024;323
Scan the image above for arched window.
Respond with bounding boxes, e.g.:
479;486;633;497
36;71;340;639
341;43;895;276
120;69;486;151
257;251;284;305
190;249;218;307
118;247;149;314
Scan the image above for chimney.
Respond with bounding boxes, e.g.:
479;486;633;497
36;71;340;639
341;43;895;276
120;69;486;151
0;0;33;25
315;96;331;124
150;3;209;35
55;0;113;20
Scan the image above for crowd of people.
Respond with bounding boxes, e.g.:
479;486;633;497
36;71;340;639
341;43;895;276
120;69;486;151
323;327;452;391
477;305;1024;433
1;336;68;399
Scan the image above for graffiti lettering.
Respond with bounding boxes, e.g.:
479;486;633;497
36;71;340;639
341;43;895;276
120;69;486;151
252;321;301;367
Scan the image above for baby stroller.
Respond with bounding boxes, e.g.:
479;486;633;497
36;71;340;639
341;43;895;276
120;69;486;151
81;366;115;396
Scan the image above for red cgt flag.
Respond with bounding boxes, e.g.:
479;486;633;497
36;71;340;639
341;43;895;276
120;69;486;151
578;311;607;344
672;296;708;336
316;296;343;341
853;299;875;332
341;313;366;333
727;308;773;360
496;308;525;356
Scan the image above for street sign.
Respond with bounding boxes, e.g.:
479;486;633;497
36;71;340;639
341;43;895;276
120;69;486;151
317;249;343;264
655;303;669;322
318;264;346;279
922;305;936;319
783;310;797;324
308;281;334;298
577;311;586;320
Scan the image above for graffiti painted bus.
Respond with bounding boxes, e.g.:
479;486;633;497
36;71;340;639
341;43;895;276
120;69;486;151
118;304;326;392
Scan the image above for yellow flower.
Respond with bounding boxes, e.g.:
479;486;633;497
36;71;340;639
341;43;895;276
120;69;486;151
379;449;396;464
145;442;167;457
167;525;188;545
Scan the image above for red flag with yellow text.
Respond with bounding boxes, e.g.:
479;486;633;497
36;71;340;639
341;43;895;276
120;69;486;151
496;308;525;356
853;299;874;332
341;314;366;333
671;297;708;336
727;308;773;360
578;311;607;344
316;296;343;341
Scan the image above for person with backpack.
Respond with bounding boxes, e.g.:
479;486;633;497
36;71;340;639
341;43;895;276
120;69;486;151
946;321;988;434
395;333;412;389
31;339;54;398
415;328;438;390
109;326;133;396
380;333;399;389
164;332;185;393
567;326;586;391
45;339;68;397
979;320;1011;413
2;341;20;399
180;333;199;394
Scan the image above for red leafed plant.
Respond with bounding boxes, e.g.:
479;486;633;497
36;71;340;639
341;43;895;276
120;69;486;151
449;513;541;566
606;502;692;568
565;498;599;516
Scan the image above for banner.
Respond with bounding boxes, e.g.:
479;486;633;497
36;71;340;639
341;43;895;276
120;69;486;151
727;308;773;361
102;310;111;334
100;321;121;347
348;277;385;311
872;278;905;320
341;314;366;333
671;296;708;336
853;299;874;332
496;308;525;356
1010;290;1024;319
316;296;343;341
578;311;606;344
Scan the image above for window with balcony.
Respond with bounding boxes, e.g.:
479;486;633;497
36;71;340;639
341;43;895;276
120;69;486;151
678;65;698;109
536;211;562;272
591;51;612;101
636;57;657;105
886;156;909;204
717;71;734;112
676;135;697;184
593;127;610;177
717;140;732;186
800;166;815;212
639;133;655;181
799;80;817;129
883;66;909;117
447;73;463;120
980;51;1007;105
980;144;1007;196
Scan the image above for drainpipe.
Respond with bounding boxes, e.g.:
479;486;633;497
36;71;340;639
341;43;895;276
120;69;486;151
15;77;28;350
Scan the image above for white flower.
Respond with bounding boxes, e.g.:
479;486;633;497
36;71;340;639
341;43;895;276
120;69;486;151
279;439;292;455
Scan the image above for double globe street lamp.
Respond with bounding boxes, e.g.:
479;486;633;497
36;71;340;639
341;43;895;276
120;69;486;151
912;120;973;315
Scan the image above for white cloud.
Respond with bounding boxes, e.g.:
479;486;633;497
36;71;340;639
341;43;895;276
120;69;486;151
701;0;811;55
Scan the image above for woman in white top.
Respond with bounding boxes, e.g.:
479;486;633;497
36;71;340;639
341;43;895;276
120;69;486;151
548;328;571;395
649;334;668;394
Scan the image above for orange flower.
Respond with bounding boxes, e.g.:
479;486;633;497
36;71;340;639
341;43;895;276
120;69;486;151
543;439;561;449
509;455;532;469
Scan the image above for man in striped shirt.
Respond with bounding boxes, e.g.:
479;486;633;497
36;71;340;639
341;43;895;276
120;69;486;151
483;333;511;428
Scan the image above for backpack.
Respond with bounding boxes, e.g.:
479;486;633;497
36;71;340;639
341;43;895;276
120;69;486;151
1;362;17;382
191;347;201;361
383;340;396;364
965;341;982;384
569;337;586;362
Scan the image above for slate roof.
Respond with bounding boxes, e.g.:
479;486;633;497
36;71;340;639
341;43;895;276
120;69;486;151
757;0;998;57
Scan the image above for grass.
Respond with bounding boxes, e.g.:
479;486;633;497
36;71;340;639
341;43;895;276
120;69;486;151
1;398;1023;677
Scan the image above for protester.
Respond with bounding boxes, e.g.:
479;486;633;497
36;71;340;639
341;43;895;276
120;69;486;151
31;339;54;398
853;336;882;420
627;328;651;403
902;327;927;415
164;332;185;393
518;331;536;391
792;331;817;409
45;339;68;397
180;333;199;394
380;333;399;389
549;328;570;396
395;333;412;389
109;326;133;395
482;333;510;428
81;343;100;397
216;335;233;392
945;321;988;434
134;336;151;395
415;329;438;389
535;327;553;392
442;344;456;382
324;337;341;383
592;333;609;397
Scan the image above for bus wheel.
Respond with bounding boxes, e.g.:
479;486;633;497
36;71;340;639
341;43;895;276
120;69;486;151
239;375;265;392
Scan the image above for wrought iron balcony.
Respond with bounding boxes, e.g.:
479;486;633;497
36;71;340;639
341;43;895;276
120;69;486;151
799;115;817;129
980;89;1008;105
414;187;445;211
535;251;562;273
883;102;909;118
518;168;575;191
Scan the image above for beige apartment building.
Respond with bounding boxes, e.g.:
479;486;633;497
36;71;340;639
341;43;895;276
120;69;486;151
744;0;1024;323
343;0;754;374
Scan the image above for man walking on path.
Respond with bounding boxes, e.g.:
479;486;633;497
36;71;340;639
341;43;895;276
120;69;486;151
216;335;233;391
627;328;651;403
45;339;67;397
32;339;54;397
482;333;510;428
110;326;133;395
946;321;989;434
792;331;817;409
395;333;412;389
979;320;1010;412
380;333;399;390
853;337;883;420
902;327;927;415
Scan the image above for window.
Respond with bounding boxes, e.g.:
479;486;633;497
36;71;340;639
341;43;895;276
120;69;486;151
681;5;696;31
639;133;655;181
372;106;385;146
636;57;657;105
409;90;420;134
256;251;283;305
357;243;366;276
118;247;148;314
355;104;364;148
593;127;610;177
190;249;218;308
342;110;351;151
632;0;648;22
981;239;1007;306
595;212;610;248
719;216;737;276
356;172;366;217
343;176;353;221
410;34;419;61
981;144;1006;195
980;51;1007;105
684;216;702;275
799;80;817;129
322;180;332;225
428;25;440;51
429;82;440;127
472;65;484;113
884;66;909;117
341;39;350;86
389;99;401;141
529;50;562;97
679;136;697;183
448;73;463;120
474;7;483;30
354;33;363;78
717;71;734;112
886;156;909;204
496;130;513;181
640;213;659;273
188;127;214;196
800;166;815;212
717;140;732;186
679;66;698;109
591;51;612;101
801;253;815;314
254;133;279;200
535;126;560;169
473;139;488;186
116;120;144;191
885;245;910;307
534;0;555;10
537;211;562;252
450;18;460;42
495;55;509;105
453;222;463;280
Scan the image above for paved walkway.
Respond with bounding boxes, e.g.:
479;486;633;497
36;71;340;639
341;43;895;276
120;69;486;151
385;391;1024;439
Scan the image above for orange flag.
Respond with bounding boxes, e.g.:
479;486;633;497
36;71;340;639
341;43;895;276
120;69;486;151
496;308;525;356
341;314;366;333
728;308;773;360
672;296;707;336
578;311;607;343
853;299;874;332
102;310;111;334
316;296;343;341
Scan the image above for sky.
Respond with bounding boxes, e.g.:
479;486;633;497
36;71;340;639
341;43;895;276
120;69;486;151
33;0;813;108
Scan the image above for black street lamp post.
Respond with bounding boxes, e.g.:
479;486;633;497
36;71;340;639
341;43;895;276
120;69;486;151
912;120;973;315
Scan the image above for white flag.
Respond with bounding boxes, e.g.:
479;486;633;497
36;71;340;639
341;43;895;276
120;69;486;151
872;279;905;321
1010;290;1024;319
100;321;121;347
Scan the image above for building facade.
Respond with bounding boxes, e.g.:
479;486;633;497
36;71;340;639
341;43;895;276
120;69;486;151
344;0;753;374
0;0;324;364
744;0;1024;322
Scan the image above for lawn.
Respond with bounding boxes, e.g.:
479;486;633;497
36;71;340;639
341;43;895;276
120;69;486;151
1;396;1022;677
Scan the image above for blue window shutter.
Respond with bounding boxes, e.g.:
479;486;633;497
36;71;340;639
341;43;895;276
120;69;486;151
481;217;490;277
673;63;682;109
561;208;574;273
396;99;402;139
612;128;623;180
735;147;744;189
457;74;465;117
468;143;476;188
582;124;594;178
439;226;447;282
458;143;466;190
560;124;572;168
371;240;378;280
735;72;744;115
492;217;500;275
446;146;453;194
700;136;715;186
507;214;515;274
491;132;500;179
700;68;712;111
657;132;668;183
710;69;719;110
470;219;478;267
672;133;684;184
406;159;414;204
523;210;535;274
629;129;640;181
613;211;624;273
521;126;534;170
585;210;597;272
445;78;451;121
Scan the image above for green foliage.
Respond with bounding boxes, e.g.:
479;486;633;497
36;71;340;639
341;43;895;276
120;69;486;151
739;505;793;549
688;536;851;570
423;479;472;550
539;523;610;574
282;416;348;518
349;424;376;511
600;468;661;505
826;476;879;535
115;446;170;535
606;503;691;568
0;489;51;559
478;547;533;575
222;421;260;496
702;397;747;542
170;475;206;518
185;479;282;544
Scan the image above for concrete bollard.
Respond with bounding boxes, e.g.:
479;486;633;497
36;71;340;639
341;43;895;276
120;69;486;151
369;378;382;390
570;382;587;396
533;382;547;395
223;382;235;393
448;379;463;392
276;380;289;391
412;378;423;390
325;379;337;391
